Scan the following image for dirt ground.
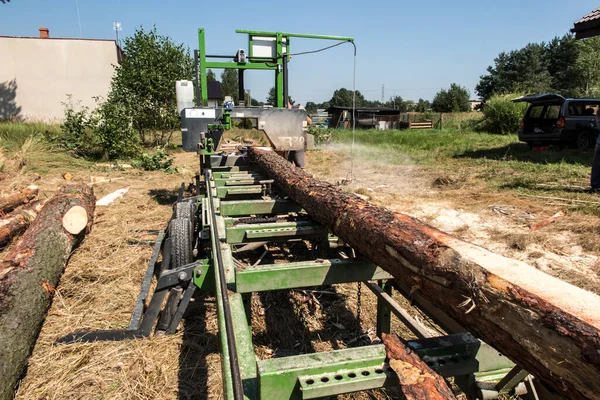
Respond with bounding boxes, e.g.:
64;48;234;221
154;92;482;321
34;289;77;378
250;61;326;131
4;142;599;399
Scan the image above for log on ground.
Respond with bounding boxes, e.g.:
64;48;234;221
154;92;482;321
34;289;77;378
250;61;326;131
382;333;456;399
0;200;46;247
0;186;38;215
249;147;600;400
0;184;95;400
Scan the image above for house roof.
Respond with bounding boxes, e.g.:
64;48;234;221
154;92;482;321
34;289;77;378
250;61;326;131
207;81;222;100
572;8;600;39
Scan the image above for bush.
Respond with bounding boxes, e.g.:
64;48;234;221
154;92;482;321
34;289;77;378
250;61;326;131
132;147;176;172
307;125;338;145
482;94;528;134
57;96;139;159
94;98;139;159
57;96;99;157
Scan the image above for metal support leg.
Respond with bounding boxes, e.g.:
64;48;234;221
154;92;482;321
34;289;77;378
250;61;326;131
242;292;252;325
376;280;392;337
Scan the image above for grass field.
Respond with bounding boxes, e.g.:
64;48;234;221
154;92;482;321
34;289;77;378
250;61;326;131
2;120;600;399
335;128;599;215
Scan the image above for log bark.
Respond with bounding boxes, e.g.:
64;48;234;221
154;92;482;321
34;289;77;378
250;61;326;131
249;147;600;400
382;333;456;399
0;186;38;215
0;184;95;400
0;200;46;248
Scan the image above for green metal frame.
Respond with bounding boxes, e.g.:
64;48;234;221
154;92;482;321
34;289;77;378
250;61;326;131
199;165;538;400
198;28;354;108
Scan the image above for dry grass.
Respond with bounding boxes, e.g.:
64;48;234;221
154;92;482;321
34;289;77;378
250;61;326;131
2;146;226;399
4;135;600;399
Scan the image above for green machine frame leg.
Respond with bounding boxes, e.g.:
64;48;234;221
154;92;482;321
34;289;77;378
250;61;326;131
376;280;392;337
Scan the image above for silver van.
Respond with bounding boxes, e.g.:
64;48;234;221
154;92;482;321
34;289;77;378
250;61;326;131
514;94;600;148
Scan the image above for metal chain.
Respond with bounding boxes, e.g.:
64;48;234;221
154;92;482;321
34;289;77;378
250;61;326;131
356;281;362;335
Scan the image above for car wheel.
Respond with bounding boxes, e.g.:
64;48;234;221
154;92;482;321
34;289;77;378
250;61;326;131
573;131;593;149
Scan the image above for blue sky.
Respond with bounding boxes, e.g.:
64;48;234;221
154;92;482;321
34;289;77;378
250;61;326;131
1;0;598;104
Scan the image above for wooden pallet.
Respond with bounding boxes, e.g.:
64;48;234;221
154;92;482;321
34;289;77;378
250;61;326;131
408;121;433;129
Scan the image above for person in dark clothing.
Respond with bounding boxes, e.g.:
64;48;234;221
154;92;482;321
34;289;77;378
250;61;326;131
592;108;600;191
286;103;311;168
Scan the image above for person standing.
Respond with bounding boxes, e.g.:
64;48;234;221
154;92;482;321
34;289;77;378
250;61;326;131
591;108;600;191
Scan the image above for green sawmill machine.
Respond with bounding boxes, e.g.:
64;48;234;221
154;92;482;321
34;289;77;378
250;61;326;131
59;29;569;400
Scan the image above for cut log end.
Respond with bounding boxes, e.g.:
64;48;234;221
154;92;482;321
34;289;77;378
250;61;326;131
383;333;456;400
62;206;89;235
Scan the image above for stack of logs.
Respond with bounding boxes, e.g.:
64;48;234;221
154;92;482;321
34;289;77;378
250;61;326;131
0;182;95;399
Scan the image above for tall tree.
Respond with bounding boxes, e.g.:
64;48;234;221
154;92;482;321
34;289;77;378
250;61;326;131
386;95;407;111
305;101;318;114
220;69;238;104
109;26;193;145
207;69;217;83
574;36;600;97
431;83;471;112
265;87;294;107
415;98;431;112
329;88;366;107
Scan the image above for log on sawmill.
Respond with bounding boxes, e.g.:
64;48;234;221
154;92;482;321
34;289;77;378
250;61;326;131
382;333;456;399
0;200;46;247
249;147;600;400
0;185;38;215
0;184;95;400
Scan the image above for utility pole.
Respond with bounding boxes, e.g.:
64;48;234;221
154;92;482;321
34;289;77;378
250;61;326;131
381;84;384;103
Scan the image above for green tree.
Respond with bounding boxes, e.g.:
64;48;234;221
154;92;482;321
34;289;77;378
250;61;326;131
386;95;407;111
431;83;471;112
109;26;193;145
266;87;276;105
475;43;552;101
220;69;239;104
207;69;217;82
415;98;431;112
305;101;318;114
574;36;600;97
266;87;294;106
329;88;366;107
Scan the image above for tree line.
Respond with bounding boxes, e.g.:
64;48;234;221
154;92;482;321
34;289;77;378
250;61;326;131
476;34;600;101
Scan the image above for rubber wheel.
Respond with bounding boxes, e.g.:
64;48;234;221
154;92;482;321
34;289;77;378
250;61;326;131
168;218;193;268
174;200;196;225
571;132;593;149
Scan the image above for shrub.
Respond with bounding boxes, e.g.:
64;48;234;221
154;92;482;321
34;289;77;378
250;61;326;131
482;94;528;134
57;96;99;157
132;147;176;172
308;125;338;145
94;98;139;159
57;96;139;159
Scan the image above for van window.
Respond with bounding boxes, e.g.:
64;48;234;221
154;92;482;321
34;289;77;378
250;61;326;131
528;105;544;118
546;105;561;119
568;101;598;116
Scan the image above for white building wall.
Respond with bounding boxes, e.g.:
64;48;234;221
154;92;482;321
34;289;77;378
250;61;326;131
0;37;119;122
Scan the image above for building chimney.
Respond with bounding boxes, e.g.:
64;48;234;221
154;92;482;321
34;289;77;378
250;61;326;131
39;27;49;39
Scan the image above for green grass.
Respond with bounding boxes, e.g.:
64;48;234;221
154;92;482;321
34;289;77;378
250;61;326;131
335;127;599;214
0;121;91;173
0;121;61;152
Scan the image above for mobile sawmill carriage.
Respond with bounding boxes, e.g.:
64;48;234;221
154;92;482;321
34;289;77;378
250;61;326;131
60;28;600;400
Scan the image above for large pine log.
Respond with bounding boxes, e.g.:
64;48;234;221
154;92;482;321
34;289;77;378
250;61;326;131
0;184;95;400
0;186;38;215
0;200;46;247
249;147;600;399
382;333;456;399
